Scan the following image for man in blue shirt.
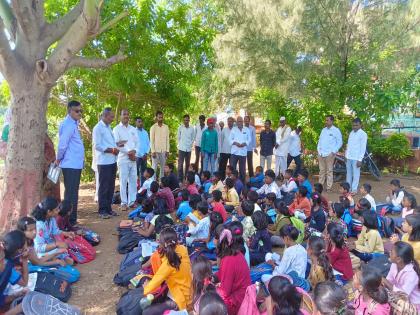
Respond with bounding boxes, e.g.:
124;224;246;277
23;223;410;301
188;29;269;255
135;117;150;185
56;100;85;226
93;108;120;219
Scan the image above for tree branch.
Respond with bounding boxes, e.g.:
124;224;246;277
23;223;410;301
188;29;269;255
0;0;17;41
0;18;18;84
89;11;129;39
68;48;127;69
10;0;41;38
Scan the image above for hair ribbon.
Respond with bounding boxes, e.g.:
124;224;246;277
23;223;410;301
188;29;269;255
220;229;233;245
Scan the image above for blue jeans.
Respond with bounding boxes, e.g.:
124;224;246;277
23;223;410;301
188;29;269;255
203;152;216;174
346;159;361;193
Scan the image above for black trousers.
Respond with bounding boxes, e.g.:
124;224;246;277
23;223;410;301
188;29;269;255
98;163;117;215
287;154;302;177
136;156;147;185
62;168;82;226
230;154;246;183
178;150;191;181
194;146;203;174
218;153;231;179
247;151;254;177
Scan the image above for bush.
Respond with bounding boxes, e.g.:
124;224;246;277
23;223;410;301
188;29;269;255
371;133;413;163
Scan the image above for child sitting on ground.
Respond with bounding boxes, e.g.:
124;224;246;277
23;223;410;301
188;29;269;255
224;165;234;183
157;176;176;214
297;169;312;198
314;183;329;211
231;170;243;196
187;201;211;246
390;213;420;265
385;178;405;213
394;193;417;228
307;236;334;289
248;166;264;189
186;172;200;195
280;169;298;196
359;183;376;211
210;190;228;222
185;194;203;226
208;171;224;194
269;200;292;246
256;170;280;199
137;167;155;201
308;192;327;233
289;186;311;221
264;193;277;224
248;211;272;266
176;189;192;221
188;164;201;187
327;202;349;238
191;256;217;313
246;190;261;212
32;198;74;266
201;171;212;195
223;178;240;211
240;200;256;243
339;182;354;208
314;282;348;315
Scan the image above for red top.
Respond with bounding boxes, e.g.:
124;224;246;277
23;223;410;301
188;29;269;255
216;253;251;315
289;196;311;218
211;201;228;222
187;184;199;196
321;195;329;211
157;187;175;212
327;245;353;280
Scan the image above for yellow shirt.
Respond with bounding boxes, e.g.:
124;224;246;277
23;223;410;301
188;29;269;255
150;123;170;153
144;245;192;310
309;264;326;289
402;234;420;265
209;180;224;194
223;188;239;206
355;227;384;254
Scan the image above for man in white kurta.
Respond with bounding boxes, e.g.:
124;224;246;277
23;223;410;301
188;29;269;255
274;117;291;176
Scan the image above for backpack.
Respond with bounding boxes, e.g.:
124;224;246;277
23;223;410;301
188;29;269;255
116;287;144;315
21;291;81;315
80;228;101;246
117;231;143;254
28;263;80;283
290;216;305;244
120;247;143;271
35;272;72;302
250;262;273;283
387;290;418;315
64;235;96;264
154;215;174;234
113;261;142;287
379;216;395;238
173;223;188;246
367;255;391;277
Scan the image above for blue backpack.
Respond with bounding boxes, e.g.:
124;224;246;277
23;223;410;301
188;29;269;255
28;263;80;283
250;262;273;283
119;247;143;272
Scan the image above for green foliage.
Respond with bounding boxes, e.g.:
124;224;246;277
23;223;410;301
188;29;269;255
371;133;413;162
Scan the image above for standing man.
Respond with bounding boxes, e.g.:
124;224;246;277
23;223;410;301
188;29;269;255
274;117;291;176
287;126;303;177
93;108;120;219
201;118;218;175
230;116;250;183
194;115;206;172
135;117;150;185
219;117;234;178
345;118;367;194
259;119;276;171
150;111;170;179
113;109;138;211
177;114;196;181
244;116;258;177
317;115;343;192
56;100;85;226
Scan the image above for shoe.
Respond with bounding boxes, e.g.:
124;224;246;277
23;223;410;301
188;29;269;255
110;210;119;216
99;214;111;219
129;203;138;209
120;204;128;211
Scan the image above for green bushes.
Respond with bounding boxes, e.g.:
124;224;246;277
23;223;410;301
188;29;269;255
371;133;413;164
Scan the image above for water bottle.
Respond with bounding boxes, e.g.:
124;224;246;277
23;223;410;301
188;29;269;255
139;294;154;309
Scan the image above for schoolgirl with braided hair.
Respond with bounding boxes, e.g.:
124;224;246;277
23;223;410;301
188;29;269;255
307;236;334;289
191;256;218;313
142;227;192;314
215;227;251;315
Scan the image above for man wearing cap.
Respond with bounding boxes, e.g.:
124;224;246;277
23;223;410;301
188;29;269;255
201;118;218;174
244;116;258;177
194;115;206;172
229;116;251;182
274;116;291;176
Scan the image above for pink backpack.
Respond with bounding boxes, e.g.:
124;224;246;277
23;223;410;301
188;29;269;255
64;235;96;264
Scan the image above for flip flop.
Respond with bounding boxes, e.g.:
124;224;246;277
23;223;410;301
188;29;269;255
22;291;81;315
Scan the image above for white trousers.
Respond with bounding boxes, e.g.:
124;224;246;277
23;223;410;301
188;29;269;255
119;161;138;206
275;155;287;176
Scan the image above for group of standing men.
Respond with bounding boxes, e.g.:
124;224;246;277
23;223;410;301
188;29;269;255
56;100;368;222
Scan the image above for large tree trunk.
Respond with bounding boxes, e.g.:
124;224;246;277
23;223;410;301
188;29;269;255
0;83;50;232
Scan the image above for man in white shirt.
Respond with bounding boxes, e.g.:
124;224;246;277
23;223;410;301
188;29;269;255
345;118;367;194
287;126;302;177
194;115;206;172
274;116;291;176
177;114;196;181
245;116;258;177
219;117;234;179
317;115;343;191
113;109;139;211
229;116;251;182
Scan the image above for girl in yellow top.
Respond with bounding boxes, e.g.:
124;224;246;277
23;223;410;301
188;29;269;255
307;236;334;289
223;178;239;207
143;227;192;314
390;213;420;265
350;210;384;262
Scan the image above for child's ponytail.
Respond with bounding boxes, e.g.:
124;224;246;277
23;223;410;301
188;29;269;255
308;236;334;282
31;197;58;221
158;227;181;270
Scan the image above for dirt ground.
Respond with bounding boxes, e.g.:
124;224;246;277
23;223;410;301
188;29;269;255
65;173;420;314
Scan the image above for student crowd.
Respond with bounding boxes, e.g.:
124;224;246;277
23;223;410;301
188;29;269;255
1;100;419;315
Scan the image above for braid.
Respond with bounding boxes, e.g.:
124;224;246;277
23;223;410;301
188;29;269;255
318;251;335;282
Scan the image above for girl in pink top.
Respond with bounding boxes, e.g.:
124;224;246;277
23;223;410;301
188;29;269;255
401;194;417;219
383;241;420;312
353;264;391;314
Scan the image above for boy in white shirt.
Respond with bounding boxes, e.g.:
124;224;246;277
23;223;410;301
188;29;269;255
359;183;376;211
186;201;210;246
280;169;298;193
257;169;281;198
137;167;155;199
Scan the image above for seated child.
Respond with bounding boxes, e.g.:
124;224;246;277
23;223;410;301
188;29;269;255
307;192;327;233
264;193;277;224
280;169;298;195
246;190;261;212
208;171;224;194
385;179;405;213
307;236;334;289
32;198;74;265
231;170;244;196
163;163;180;191
223;178;240;211
360;183;376;211
186;172;200;195
339;182;354;209
314;183;329;211
157;177;176;213
256;170;280;199
188;164;201;187
390;213;420;265
289;186;311;220
136;197;173;238
328;202;349;238
249;211;272;266
187;201;210;246
223;165;234;184
201;171;212;195
350;210;384;262
240;200;256;243
269;200;292;246
137;167;155;200
17;217;68;267
176;190;192;221
211;190;228;222
297;169;312;198
185;194;203;225
248;166;264;189
394;193;417;228
202;212;224;254
314;282;348;315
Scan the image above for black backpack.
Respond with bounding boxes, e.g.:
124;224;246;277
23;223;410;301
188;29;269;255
120;247;143;271
117;231;143;254
116;287;144;315
113;261;142;287
380;216;395;238
35;272;72;302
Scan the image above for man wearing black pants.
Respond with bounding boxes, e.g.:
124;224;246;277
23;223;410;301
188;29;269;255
219;117;234;179
56;100;85;226
244;116;257;177
92;108;121;219
194;115;206;173
229;116;251;183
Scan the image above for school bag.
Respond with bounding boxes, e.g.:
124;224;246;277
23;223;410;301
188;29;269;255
290;216;305;244
80;228;101;246
113;261;142;286
116;287;144;315
249;262;273;283
387;290;418;315
117;231;143;254
120;247;144;271
34;272;72;302
379;216;395;238
173;223;188;246
367;255;391;277
19;291;81;315
64;235;96;264
28;263;80;283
